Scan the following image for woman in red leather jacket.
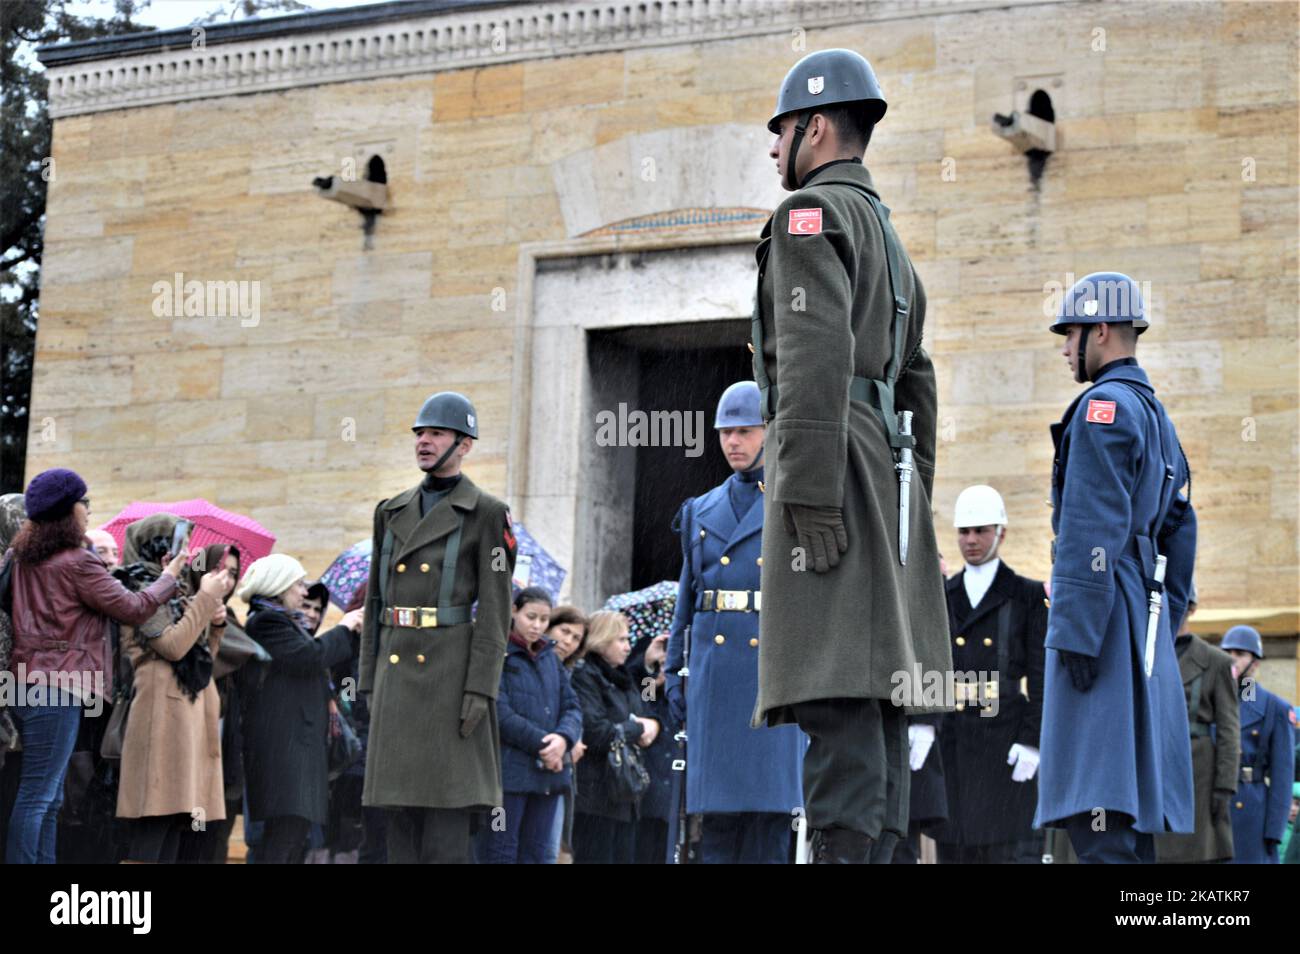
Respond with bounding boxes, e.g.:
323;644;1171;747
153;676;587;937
3;469;186;864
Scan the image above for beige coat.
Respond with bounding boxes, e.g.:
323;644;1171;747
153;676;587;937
116;589;225;822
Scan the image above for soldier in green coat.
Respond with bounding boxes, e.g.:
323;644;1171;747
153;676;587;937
360;392;517;863
751;49;952;864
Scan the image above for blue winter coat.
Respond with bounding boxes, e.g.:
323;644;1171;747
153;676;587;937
1034;362;1197;835
497;637;583;796
664;475;804;815
1229;686;1296;863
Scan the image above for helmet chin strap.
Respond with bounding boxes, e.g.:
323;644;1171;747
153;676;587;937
1076;324;1093;384
423;435;464;479
784;111;813;191
968;526;1004;566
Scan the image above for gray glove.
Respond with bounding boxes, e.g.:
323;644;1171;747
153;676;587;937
783;504;848;573
459;691;490;738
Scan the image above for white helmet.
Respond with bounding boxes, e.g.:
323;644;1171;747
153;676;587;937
953;485;1007;529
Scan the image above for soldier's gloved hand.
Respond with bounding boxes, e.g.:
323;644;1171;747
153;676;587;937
1211;789;1232;824
459;691;490;738
782;504;848;573
1007;743;1040;782
907;723;935;771
667;685;686;730
1058;649;1099;693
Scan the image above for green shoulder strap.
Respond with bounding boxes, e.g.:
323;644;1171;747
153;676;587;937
436;515;464;615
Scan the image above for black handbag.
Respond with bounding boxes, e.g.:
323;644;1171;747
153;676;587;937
604;723;650;804
327;699;363;782
99;688;133;761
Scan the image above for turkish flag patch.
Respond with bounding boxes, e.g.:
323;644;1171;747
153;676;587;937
503;514;516;551
1086;399;1117;425
788;208;823;235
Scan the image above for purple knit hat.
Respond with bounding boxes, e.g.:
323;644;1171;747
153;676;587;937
24;468;88;522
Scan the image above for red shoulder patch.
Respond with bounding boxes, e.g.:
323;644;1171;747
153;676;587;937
503;513;516;551
788;208;823;235
1086;399;1116;425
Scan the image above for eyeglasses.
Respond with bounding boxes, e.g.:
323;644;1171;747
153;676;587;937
78;497;91;514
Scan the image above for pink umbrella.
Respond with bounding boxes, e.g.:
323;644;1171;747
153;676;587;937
98;499;275;579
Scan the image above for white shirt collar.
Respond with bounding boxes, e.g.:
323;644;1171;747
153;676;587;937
962;557;1001;609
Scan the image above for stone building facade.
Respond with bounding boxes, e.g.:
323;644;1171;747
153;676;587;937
29;0;1298;683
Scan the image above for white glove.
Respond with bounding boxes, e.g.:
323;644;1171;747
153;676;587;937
908;723;935;772
1007;743;1040;782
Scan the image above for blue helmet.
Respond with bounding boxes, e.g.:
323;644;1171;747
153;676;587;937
1221;624;1264;659
714;381;763;429
1050;271;1149;335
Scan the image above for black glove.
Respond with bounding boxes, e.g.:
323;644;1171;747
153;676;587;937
1211;789;1231;825
459;691;490;738
1265;838;1280;857
782;504;848;573
1058;649;1099;693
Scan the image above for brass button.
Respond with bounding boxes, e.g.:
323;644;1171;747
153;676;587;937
420;563;430;573
699;530;706;538
396;563;406;573
1251;729;1259;736
417;654;426;664
714;634;725;645
1236;801;1244;809
389;654;399;664
955;703;965;712
983;637;993;647
1043;598;1050;608
756;557;763;566
720;555;730;565
749;638;758;648
747;341;755;354
955;636;966;646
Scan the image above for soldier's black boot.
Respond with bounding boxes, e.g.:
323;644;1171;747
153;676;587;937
810;827;873;864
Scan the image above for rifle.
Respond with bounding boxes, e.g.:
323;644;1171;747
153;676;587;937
666;625;690;864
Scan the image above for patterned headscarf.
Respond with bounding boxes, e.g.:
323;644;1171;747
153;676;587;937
117;513;212;701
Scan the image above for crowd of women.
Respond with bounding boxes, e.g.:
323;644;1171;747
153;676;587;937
0;468;678;864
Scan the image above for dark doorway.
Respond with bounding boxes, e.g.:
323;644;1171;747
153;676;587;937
586;320;752;597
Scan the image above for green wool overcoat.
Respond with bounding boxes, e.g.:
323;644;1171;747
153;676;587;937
752;160;953;726
360;474;516;810
1154;635;1240;863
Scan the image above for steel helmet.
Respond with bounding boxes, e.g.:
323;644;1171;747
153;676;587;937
714;381;764;429
1221;624;1264;659
1050;271;1149;335
768;48;887;134
412;391;478;438
953;485;1008;528
769;49;887;191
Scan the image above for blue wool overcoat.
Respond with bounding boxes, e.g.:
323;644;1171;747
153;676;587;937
665;475;804;815
1034;362;1197;835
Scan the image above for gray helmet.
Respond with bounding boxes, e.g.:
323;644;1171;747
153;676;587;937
767;48;887;134
714;381;763;429
412;391;478;438
1050;271;1149;335
1221;624;1264;659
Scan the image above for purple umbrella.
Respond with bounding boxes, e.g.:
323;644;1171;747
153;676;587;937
319;539;372;609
